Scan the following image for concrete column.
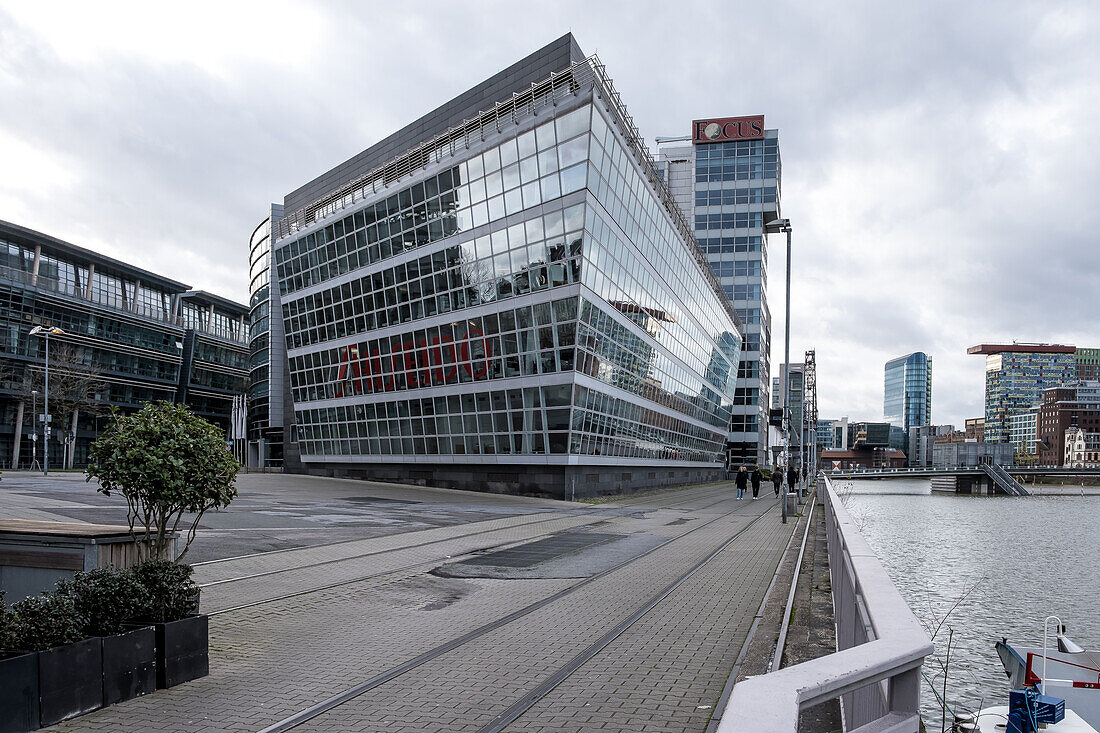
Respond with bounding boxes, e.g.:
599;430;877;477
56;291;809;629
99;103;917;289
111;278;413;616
30;245;41;287
11;399;24;469
239;315;248;342
131;279;142;312
84;263;95;300
207;304;216;334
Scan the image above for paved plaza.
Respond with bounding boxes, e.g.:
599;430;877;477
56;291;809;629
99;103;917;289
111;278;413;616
1;471;800;732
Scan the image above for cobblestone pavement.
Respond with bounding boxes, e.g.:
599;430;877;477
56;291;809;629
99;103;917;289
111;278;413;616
19;477;796;733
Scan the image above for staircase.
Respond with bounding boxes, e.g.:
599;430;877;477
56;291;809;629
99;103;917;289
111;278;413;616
981;462;1030;496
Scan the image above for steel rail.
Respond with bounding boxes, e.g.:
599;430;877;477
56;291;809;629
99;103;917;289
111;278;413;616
254;495;773;733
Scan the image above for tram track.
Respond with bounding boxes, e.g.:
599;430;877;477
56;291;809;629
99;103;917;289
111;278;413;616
199;481;738;600
253;491;775;733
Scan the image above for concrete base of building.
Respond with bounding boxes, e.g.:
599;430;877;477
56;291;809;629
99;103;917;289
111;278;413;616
295;462;724;500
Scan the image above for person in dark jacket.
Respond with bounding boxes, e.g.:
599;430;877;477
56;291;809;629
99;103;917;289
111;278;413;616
770;467;783;496
750;466;762;499
786;465;800;494
735;465;748;500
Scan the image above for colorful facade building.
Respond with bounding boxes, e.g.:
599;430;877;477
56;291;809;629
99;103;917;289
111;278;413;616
968;343;1077;444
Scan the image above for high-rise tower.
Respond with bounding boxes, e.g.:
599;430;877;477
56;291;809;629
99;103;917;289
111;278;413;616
658;116;781;466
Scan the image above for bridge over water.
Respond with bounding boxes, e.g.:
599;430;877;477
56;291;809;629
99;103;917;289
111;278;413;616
825;465;1100;495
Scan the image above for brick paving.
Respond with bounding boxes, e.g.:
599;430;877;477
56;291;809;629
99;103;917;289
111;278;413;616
17;476;797;733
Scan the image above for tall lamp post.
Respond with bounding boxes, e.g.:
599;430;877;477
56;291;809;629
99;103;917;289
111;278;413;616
29;325;65;476
30;389;39;471
764;218;793;509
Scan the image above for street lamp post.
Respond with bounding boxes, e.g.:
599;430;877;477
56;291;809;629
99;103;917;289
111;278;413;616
764;218;793;505
30;389;39;471
29;325;65;476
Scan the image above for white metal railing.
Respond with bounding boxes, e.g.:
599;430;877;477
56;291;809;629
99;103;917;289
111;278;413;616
720;474;932;732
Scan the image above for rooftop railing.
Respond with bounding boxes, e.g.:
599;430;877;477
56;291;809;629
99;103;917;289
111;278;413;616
273;55;742;333
719;474;932;732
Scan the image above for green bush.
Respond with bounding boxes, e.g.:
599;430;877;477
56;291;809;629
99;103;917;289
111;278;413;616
129;560;200;623
57;567;150;637
9;593;85;652
86;402;240;562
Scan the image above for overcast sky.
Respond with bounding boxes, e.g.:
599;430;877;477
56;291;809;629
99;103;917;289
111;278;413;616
1;0;1097;429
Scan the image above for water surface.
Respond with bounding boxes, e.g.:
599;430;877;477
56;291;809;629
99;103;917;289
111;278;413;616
837;478;1100;730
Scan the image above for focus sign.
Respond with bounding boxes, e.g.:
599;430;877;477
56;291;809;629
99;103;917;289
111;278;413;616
692;115;765;144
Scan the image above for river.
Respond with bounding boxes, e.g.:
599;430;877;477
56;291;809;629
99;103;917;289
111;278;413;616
837;477;1100;731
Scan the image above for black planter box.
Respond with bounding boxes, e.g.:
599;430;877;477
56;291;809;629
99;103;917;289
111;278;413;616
0;651;39;733
152;614;208;688
37;637;102;727
101;626;156;706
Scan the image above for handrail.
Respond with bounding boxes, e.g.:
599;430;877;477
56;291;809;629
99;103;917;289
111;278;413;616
719;474;933;732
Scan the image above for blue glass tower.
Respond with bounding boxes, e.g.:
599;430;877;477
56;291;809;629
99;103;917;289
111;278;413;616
884;352;931;434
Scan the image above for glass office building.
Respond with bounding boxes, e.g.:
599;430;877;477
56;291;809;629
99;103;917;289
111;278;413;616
0;220;249;469
657;119;781;467
266;35;742;497
968;343;1077;443
883;351;931;435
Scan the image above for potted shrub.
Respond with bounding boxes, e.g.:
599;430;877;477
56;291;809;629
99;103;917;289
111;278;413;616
85;403;239;689
0;591;40;733
85;402;240;563
58;568;155;706
8;592;100;727
128;560;206;688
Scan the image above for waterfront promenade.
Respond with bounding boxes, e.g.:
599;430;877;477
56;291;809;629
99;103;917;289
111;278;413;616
1;472;801;732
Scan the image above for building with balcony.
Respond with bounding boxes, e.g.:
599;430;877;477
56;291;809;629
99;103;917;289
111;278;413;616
0;220;248;469
262;35;742;497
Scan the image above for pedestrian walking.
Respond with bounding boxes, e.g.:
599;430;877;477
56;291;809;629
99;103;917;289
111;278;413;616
750;466;762;499
770;467;783;496
786;465;800;495
735;465;748;500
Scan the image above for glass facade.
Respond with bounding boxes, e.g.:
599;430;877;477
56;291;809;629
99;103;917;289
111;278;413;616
883;351;931;435
247;208;289;468
982;348;1077;443
0;221;248;469
272;93;741;489
658;128;781;467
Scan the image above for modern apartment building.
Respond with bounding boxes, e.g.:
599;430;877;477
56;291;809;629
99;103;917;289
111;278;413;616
657;116;781;467
263;35;742;497
1076;348;1100;380
0;220;248;469
883;352;931;434
968;343;1077;443
1007;406;1040;457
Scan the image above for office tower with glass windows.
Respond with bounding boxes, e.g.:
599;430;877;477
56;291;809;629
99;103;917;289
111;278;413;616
883;352;931;435
265;35;742;497
0;220;249;470
968;343;1077;443
657;117;780;467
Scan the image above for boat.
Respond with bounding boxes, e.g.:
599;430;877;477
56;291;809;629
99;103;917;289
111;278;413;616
956;617;1100;733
